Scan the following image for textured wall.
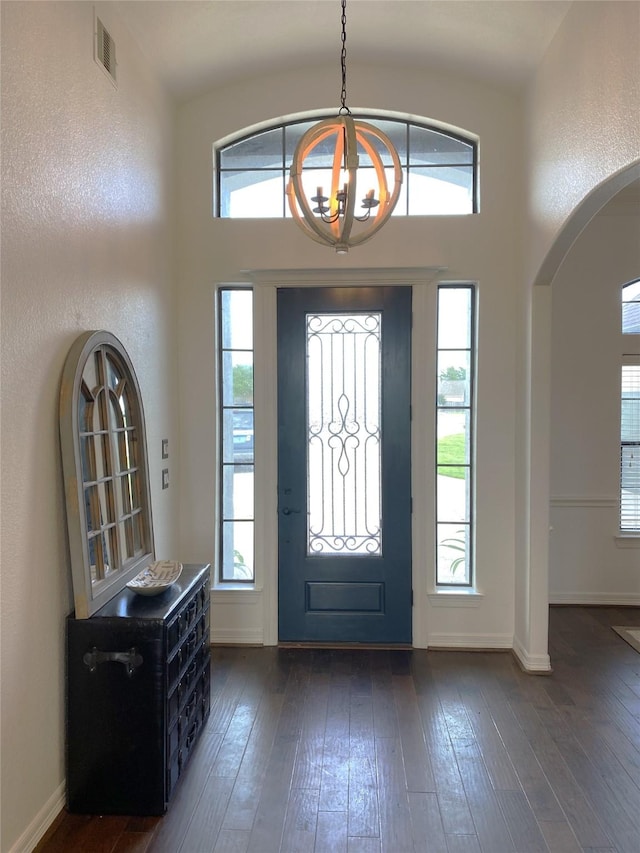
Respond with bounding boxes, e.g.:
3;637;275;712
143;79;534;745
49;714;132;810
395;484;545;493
0;3;177;849
526;1;640;287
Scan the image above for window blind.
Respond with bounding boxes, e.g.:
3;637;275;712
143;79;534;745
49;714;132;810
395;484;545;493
621;364;640;530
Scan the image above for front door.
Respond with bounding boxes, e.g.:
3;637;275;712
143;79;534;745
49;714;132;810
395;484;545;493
277;286;412;644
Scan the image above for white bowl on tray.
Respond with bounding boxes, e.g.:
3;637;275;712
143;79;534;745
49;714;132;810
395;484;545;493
126;560;183;596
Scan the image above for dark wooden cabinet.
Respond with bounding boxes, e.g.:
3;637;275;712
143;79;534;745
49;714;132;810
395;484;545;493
66;563;210;815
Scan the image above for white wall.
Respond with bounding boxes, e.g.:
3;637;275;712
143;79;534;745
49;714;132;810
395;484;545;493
175;63;523;653
550;204;640;603
514;0;640;668
525;0;640;287
0;3;177;850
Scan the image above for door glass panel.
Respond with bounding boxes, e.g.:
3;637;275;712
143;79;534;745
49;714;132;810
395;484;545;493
306;312;382;555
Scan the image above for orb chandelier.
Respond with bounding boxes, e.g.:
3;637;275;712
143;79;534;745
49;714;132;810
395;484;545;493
286;0;402;254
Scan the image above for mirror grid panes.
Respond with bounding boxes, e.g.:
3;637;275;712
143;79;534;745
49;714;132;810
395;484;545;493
436;285;476;586
79;347;148;585
218;288;255;582
59;330;155;618
307;312;382;555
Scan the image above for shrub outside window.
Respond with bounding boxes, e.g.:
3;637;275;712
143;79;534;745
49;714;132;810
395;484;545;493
435;285;475;586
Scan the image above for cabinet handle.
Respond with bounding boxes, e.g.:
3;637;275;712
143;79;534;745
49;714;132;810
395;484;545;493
82;647;143;677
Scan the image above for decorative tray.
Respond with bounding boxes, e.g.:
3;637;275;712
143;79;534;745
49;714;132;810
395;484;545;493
126;561;183;596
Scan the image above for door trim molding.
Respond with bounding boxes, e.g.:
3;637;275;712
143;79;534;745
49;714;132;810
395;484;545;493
253;274;446;647
242;267;445;286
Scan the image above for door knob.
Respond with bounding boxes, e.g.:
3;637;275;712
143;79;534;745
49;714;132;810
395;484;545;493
281;507;301;515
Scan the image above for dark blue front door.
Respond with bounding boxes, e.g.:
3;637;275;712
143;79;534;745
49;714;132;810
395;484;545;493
277;286;412;644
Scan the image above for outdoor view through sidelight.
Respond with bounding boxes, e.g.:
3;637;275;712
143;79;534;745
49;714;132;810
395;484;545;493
436;285;475;586
218;288;255;582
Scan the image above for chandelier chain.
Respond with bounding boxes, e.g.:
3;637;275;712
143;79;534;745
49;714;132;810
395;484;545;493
339;0;351;115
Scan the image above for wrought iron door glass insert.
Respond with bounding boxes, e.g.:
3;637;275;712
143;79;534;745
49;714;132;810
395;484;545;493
306;313;382;554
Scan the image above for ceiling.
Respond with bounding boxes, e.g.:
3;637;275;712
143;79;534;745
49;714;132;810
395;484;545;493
114;0;573;102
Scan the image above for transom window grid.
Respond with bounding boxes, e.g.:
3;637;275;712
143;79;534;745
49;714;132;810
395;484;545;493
216;116;477;219
435;285;476;586
217;288;255;582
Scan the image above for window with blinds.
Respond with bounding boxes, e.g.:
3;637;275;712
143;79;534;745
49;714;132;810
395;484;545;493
621;280;640;532
621;362;640;530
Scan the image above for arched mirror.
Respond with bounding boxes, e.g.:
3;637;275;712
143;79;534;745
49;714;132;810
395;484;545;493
59;331;154;617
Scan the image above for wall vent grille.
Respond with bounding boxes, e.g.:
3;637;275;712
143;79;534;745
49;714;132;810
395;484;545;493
95;18;117;86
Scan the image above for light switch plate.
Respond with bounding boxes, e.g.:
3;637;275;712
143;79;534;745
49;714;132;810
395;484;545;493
161;438;169;459
162;468;169;489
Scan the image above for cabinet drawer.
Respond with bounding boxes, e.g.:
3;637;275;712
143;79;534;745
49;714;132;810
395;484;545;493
167;638;210;726
166;677;209;799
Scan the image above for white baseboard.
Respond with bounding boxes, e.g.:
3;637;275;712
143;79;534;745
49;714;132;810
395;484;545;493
512;636;552;673
549;591;640;606
427;632;512;650
9;782;65;853
210;627;264;644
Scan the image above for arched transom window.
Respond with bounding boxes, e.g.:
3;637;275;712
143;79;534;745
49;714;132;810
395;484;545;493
215;115;477;219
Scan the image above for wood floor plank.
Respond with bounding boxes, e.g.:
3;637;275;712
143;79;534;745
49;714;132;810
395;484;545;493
415;692;476;836
212;828;250;853
319;735;350;812
472;664;566;822
451;744;516;852
348;736;379;838
147;730;225;852
509;699;613;849
534;703;640;852
346;837;381;852
279;787;319;852
38;608;640;853
371;654;400;739
314;810;348;853
494;790;547;853
456;676;522;793
407;792;447;853
244;733;298;853
374;736;414;853
177;775;235;853
392;674;436;793
536;820;581;853
444;835;482;853
111;830;154;853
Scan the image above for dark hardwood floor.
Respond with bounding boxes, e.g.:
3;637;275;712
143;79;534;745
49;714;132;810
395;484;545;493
37;606;640;852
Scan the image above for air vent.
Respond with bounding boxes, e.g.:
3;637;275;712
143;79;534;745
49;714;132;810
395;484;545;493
95;17;117;86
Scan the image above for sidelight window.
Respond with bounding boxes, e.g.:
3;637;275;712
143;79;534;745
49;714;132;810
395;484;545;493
217;287;255;581
435;285;476;585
